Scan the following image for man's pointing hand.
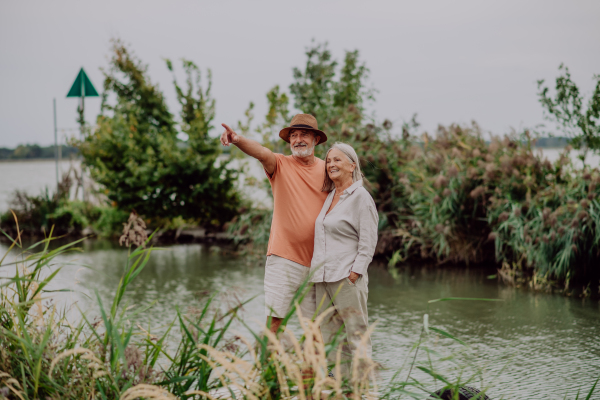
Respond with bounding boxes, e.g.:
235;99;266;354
218;122;276;175
220;124;240;146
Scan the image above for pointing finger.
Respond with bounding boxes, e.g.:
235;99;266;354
221;123;234;133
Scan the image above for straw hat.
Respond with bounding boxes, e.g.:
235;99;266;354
279;114;327;145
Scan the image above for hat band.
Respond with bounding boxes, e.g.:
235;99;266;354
291;124;316;129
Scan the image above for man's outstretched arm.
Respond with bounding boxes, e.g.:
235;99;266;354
220;123;277;175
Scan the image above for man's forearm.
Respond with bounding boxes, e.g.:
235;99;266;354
234;136;272;163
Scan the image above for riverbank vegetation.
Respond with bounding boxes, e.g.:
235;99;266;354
1;39;599;292
0;168;129;239
1;226;597;399
227;43;600;292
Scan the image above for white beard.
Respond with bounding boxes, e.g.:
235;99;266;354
291;139;315;157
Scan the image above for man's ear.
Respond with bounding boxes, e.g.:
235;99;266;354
314;134;321;146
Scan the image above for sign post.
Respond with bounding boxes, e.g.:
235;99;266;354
66;68;99;136
66;68;99;200
54;98;58;189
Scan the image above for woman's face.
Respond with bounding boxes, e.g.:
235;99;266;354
326;148;355;183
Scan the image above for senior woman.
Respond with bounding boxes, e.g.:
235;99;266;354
310;142;378;378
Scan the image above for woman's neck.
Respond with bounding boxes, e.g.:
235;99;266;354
333;177;353;194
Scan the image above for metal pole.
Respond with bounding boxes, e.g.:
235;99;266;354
80;70;85;137
80;75;86;202
53;98;58;190
58;131;62;162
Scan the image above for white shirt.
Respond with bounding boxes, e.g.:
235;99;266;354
310;179;379;283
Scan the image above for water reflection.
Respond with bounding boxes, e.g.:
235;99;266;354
0;239;598;398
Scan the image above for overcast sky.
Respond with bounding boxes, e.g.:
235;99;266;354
1;0;599;148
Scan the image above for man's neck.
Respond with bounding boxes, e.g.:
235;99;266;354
292;153;317;166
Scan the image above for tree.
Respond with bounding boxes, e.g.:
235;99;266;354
289;41;337;125
537;64;600;162
289;41;374;132
255;85;290;154
76;39;240;227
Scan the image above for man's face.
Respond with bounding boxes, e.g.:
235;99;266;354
289;129;319;157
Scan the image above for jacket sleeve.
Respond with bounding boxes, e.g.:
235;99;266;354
351;194;379;275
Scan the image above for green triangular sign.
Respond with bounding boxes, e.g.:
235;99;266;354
66;68;99;97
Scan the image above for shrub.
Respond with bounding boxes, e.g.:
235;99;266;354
74;39;241;229
91;205;131;238
226;205;273;253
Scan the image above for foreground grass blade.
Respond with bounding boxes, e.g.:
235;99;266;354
416;366;451;385
428;297;504;303
429;327;467;346
585;375;599;400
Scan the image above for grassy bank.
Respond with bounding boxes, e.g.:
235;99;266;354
0;188;129;240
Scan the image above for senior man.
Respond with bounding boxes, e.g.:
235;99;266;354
220;114;328;333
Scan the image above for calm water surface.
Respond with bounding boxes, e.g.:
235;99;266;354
1;239;597;399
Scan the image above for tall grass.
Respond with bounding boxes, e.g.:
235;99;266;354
1;221;597;399
360;125;600;287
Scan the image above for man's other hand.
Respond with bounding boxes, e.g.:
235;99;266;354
349;271;360;284
220;123;240;146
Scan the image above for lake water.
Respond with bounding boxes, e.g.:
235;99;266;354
0;239;598;399
0;157;272;211
0;152;599;398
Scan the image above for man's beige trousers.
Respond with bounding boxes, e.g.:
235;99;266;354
315;276;371;379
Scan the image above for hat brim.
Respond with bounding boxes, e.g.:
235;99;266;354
279;127;328;145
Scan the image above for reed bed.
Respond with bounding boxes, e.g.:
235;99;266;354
229;124;600;291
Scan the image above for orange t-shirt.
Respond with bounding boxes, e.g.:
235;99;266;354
266;153;328;267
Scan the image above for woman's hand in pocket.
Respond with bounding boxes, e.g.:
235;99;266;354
348;271;360;284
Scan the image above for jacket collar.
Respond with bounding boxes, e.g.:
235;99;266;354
341;179;363;196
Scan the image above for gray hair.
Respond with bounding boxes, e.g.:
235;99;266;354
321;142;363;192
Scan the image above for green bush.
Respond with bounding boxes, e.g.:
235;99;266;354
379;126;600;285
90;205;130;238
226;205;273;250
74;39;241;229
0;185;129;238
537;63;600;161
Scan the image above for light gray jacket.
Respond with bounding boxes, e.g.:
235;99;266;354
310;179;379;283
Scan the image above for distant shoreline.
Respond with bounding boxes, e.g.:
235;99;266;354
0;158;81;163
0;147;571;164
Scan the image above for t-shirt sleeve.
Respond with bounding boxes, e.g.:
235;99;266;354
265;153;285;181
